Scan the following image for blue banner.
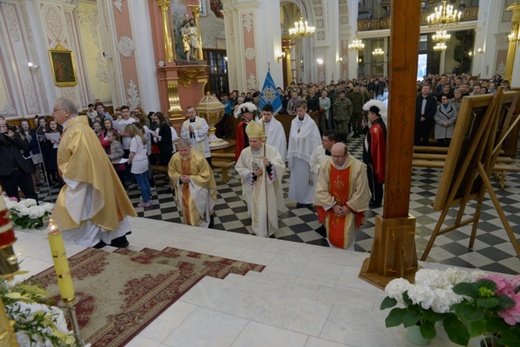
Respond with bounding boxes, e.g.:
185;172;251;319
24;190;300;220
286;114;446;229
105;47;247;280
259;71;282;114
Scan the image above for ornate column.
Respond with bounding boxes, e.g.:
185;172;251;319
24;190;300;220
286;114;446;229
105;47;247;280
505;2;520;83
221;0;282;92
155;0;175;62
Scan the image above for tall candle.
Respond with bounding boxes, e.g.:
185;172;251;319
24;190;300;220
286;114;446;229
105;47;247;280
48;223;75;302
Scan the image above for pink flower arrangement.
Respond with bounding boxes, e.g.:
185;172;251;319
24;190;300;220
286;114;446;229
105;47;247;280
480;274;520;326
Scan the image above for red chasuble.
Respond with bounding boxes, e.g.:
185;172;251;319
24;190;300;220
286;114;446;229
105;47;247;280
316;164;364;248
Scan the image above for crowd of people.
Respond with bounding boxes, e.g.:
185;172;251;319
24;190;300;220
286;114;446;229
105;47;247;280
1;72;511;250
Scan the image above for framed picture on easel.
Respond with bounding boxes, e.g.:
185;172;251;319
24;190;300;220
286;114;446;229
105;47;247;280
48;44;78;87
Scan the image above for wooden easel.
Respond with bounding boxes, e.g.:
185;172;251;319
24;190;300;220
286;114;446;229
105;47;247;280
421;88;520;261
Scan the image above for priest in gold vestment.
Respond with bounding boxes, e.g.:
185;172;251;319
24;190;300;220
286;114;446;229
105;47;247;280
235;121;287;237
168;138;217;227
52;98;137;248
314;143;370;250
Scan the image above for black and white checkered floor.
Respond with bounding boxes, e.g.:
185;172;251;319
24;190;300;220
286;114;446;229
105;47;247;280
38;136;520;275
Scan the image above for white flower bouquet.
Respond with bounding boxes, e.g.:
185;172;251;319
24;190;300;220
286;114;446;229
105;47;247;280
1;279;76;346
380;268;485;345
5;198;54;229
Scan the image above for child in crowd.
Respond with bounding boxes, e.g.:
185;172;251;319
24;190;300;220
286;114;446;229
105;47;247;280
124;124;152;208
47;120;63;186
105;130;126;185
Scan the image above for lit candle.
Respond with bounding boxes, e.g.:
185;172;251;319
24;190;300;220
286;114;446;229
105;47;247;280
47;221;75;303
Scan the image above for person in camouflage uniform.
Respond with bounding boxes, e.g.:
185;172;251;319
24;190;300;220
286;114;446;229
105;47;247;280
348;84;369;138
333;90;353;142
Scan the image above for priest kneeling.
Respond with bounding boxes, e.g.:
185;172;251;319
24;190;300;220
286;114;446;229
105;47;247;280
236;121;287;237
314;143;370;250
168;138;217;227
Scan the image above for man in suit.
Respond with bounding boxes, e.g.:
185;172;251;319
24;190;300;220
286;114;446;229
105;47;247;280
0;119;38;201
415;85;437;146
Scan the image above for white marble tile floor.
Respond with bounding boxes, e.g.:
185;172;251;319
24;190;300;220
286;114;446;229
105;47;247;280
12;217;485;346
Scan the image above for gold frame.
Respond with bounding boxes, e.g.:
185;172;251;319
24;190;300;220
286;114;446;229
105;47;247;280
48;44;78;87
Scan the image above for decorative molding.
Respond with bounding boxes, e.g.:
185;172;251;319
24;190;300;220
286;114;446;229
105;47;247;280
178;68;206;88
79;9;100;47
495;32;510;47
114;0;123;14
314;7;322;16
3;3;21;42
61;87;76;103
23;78;38;114
45;5;65;42
20;4;34;43
244;47;256;60
95;55;109;83
316;19;324;29
317;32;325;41
126;79;141;109
246;73;257;90
227;16;235;45
117;36;135;57
0;100;16;117
242;12;253;33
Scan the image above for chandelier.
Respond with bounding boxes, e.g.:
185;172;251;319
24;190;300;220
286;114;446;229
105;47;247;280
288;16;315;38
432;30;451;43
433;42;447;51
372;47;384;56
427;0;461;27
348;39;365;50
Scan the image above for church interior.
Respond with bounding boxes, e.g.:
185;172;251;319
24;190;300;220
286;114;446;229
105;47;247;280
1;0;520;346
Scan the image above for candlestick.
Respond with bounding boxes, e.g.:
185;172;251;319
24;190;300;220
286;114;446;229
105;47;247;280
47;220;75;303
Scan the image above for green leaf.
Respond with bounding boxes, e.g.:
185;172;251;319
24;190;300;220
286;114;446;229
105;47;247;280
453;282;479;298
443;314;470;346
496;294;515;310
459;304;484;322
385;307;406;327
403;307;421;327
402;291;413;306
501;326;520;346
423;309;445;322
475;279;497;292
468;320;486;337
477;297;499;308
420;321;437;340
485;314;509;333
380;296;397;310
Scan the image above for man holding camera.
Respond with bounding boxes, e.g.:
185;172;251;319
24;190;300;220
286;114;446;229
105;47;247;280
0;118;38;201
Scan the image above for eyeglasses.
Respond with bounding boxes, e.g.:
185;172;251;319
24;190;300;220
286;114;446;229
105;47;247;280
53;108;66;112
332;155;346;159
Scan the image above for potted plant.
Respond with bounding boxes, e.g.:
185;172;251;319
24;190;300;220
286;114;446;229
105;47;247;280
4;197;54;229
380;268;477;346
451;274;520;347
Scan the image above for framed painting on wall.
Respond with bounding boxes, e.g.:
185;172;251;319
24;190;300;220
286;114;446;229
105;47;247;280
48;45;78;87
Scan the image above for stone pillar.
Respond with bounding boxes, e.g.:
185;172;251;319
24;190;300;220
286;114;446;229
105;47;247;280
221;0;282;92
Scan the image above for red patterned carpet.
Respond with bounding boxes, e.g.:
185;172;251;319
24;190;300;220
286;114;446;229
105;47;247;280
24;247;264;347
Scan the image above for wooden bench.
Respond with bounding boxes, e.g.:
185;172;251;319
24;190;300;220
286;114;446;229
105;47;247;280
413;153;514;164
151;164;168;174
211;160;235;183
412;159;520;189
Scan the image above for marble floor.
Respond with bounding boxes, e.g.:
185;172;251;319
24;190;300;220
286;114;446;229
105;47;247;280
14;217;487;346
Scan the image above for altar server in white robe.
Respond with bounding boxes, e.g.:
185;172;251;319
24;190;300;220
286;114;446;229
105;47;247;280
235;121;287;237
256;104;287;161
287;100;322;208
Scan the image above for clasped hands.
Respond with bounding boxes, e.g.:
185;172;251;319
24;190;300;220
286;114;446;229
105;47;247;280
180;174;191;184
333;204;350;217
252;157;270;177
